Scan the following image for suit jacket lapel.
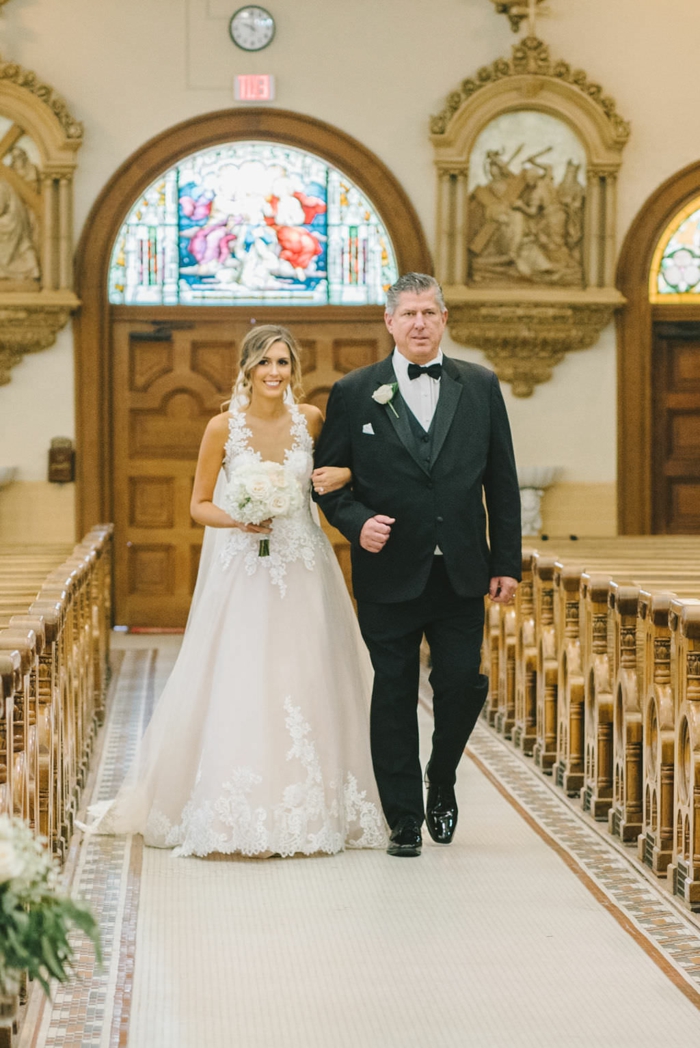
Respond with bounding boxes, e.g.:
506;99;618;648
371;355;431;477
430;360;463;469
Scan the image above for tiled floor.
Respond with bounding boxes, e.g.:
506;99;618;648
21;635;700;1046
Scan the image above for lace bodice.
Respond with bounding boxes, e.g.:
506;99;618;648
220;405;326;595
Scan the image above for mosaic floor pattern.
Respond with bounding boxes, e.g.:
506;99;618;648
18;637;700;1046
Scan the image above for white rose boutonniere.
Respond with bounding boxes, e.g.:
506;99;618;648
372;382;399;417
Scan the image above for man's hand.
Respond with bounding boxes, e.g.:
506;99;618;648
489;576;518;604
360;515;396;553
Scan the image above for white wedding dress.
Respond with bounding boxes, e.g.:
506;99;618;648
89;405;387;857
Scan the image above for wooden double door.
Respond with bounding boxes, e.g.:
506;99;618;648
652;321;700;532
111;307;392;626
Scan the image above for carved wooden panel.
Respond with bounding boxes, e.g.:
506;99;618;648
129;477;174;529
130;392;212;460
333;339;380;374
297;339;317;375
652;323;700;533
129;340;174;391
111;314;391;624
128;545;174;596
191;340;237;393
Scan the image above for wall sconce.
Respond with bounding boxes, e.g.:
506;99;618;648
48;437;75;483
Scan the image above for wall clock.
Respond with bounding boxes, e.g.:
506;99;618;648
229;6;275;52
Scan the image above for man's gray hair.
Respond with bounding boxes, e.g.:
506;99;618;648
385;273;446;315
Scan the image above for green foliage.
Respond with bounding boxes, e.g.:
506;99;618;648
0;816;101;997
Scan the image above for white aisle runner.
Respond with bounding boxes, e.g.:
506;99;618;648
25;636;700;1047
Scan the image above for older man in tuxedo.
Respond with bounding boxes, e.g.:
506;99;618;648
314;273;521;856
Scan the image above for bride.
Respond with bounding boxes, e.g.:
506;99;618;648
88;324;386;858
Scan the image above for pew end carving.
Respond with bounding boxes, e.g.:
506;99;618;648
554;564;585;796
513;550;537;754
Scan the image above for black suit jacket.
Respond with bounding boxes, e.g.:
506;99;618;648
313;353;522;603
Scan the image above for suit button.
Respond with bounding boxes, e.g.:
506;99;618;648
422;434;430;443
436;516;444;523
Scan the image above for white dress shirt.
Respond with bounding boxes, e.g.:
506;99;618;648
392;346;444;554
392;346;443;431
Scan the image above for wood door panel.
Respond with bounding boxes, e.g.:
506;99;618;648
653;323;700;533
112;313;391;625
129;340;174;391
127;544;175;596
129;477;175;528
130;391;212;459
190;340;237;392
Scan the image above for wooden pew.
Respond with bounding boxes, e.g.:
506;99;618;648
512;550;537;754
580;573;615;820
532;556;558;773
668;599;700;910
484;534;700;909
0;526;113;855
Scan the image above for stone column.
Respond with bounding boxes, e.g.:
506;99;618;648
58;176;72;290
42;175;56;290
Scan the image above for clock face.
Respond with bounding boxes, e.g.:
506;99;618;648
229;6;275;52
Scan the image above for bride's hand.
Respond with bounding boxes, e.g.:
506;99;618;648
234;518;272;534
312;466;352;494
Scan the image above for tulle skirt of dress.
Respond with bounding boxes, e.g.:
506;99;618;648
90;535;387;857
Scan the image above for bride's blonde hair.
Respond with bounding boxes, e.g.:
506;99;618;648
228;324;304;409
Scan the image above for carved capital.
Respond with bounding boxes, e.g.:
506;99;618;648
445;288;624;396
0;294;78;384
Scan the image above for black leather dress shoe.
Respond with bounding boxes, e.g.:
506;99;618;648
425;777;458;844
387;815;422;857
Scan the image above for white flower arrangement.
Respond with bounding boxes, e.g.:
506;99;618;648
372;382;399;417
223;460;304;556
0;815;100;998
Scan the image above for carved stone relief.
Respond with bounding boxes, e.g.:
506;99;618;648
468;111;586;288
431;36;629;396
0;55;82;384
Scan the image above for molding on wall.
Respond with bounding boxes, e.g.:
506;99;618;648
431;36;630;147
73;107;433;534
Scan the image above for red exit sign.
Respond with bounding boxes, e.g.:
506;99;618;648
234;74;276;102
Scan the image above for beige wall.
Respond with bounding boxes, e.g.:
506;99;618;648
0;0;698;540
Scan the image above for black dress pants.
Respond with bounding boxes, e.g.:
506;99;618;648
357;557;487;829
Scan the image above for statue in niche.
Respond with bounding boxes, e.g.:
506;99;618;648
468;146;585;287
9;146;40;193
0;175;40;282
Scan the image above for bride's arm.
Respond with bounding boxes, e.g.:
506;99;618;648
190;414;271;532
299;403;352;494
311;465;351;494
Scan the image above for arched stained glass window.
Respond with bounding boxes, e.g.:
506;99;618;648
108;141;398;306
650;197;700;301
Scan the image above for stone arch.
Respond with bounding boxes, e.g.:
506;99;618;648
616;159;700;533
73;108;432;533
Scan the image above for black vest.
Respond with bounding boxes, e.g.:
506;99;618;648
403;397;438;472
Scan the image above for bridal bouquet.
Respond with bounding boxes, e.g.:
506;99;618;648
0;815;101;1007
223;461;304;556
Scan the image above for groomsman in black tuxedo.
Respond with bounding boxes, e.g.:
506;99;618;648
314;273;521;856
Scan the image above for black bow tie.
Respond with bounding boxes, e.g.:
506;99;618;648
407;362;442;381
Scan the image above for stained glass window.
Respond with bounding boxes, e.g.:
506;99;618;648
108;141;398;306
650;197;700;301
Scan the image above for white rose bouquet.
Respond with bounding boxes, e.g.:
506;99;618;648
0;815;101;1002
223;460;304;556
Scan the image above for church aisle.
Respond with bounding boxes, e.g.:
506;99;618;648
22;636;700;1047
